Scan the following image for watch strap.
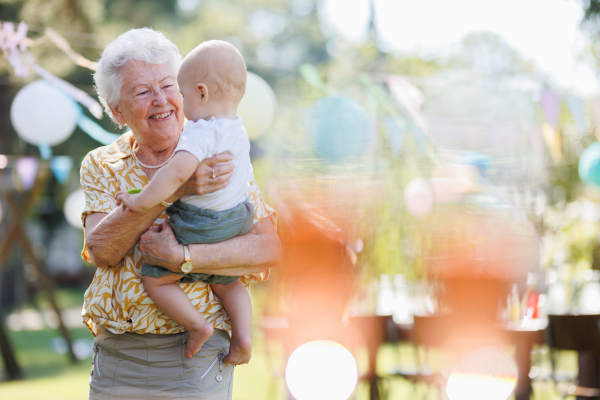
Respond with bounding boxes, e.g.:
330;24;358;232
180;245;193;274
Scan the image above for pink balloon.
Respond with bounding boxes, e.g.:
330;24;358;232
404;179;434;217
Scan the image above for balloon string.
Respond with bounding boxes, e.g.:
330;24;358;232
77;114;120;145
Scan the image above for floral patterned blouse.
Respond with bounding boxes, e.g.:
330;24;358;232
80;131;275;336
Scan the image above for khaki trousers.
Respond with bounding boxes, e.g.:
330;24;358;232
89;327;234;400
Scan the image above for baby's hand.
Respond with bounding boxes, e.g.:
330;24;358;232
115;191;143;214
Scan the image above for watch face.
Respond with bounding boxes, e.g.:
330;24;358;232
181;262;194;274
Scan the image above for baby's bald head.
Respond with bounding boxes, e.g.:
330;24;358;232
180;40;246;104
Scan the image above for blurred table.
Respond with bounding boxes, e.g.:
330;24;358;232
503;318;547;400
385;317;547;400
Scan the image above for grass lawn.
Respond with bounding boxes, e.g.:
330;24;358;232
0;326;568;400
0;286;571;400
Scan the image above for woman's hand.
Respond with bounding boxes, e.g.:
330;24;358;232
166;152;235;203
139;222;183;271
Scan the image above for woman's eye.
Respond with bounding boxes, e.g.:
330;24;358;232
137;90;149;96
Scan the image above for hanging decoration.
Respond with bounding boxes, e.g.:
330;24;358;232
77;112;120;145
539;89;561;130
64;189;86;229
1;21;103;118
237;72;277;141
564;95;586;137
14;157;39;190
542;123;562;164
385;75;428;134
10;80;79;147
0;21;29;77
511;93;535;127
50;156;73;185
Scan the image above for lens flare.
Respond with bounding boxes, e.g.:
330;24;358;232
285;340;357;400
446;347;517;400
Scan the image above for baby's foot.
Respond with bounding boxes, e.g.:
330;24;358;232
223;334;252;365
185;322;214;359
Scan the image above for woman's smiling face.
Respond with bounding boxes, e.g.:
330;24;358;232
111;60;184;149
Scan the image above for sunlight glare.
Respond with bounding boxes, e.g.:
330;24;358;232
446;347;518;400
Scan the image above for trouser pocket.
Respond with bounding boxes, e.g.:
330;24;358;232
197;331;234;400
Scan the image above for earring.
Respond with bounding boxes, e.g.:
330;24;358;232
118;124;122;129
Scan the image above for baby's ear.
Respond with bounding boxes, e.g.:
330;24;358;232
196;83;209;104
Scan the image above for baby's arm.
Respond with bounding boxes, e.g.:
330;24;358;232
116;151;199;213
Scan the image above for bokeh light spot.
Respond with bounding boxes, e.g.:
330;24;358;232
446;347;517;400
285;340;357;400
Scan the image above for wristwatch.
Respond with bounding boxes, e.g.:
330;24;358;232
179;245;193;274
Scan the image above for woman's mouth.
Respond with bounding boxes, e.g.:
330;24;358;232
149;111;173;120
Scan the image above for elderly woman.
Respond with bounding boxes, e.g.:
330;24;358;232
81;28;280;399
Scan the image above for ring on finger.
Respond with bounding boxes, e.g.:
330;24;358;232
211;168;216;179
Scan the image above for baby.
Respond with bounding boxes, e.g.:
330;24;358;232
116;40;255;364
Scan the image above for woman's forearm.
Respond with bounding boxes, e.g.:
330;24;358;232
85;205;167;267
188;218;281;276
139;217;281;275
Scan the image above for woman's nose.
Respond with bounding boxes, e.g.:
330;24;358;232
152;90;168;106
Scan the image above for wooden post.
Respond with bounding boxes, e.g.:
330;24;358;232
0;309;23;380
0;160;78;378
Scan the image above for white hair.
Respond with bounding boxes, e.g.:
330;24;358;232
94;28;182;123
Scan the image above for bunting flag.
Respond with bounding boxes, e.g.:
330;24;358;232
512;93;535;127
50;156;73;184
383;114;406;157
539;89;561;130
564;95;586;137
542;123;562;164
385;75;428;133
14;157;38;189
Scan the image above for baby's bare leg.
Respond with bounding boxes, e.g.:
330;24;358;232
142;274;213;358
211;281;252;365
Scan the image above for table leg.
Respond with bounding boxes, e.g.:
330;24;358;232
577;353;600;400
514;340;533;400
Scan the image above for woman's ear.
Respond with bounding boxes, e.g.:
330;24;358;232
108;103;126;126
196;83;209;105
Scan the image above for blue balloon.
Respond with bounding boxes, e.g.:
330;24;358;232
579;142;600;187
311;95;371;163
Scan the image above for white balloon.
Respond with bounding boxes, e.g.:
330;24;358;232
64;189;86;229
238;72;277;141
11;80;78;146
